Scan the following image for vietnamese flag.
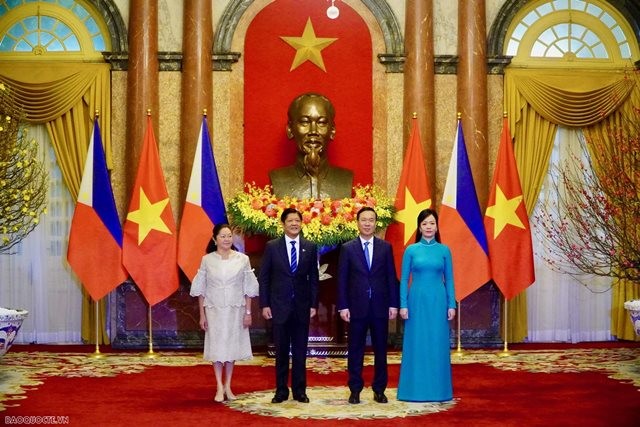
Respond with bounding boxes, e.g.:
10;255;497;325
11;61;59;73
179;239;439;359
177;116;228;281
440;118;492;302
123;115;179;306
484;116;535;300
385;116;433;274
67;118;127;301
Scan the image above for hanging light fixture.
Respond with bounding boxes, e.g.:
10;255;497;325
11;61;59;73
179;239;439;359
327;0;339;19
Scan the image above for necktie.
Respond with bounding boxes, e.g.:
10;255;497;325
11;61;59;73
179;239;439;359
290;241;297;272
363;241;371;270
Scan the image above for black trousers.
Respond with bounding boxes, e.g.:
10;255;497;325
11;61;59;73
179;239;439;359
272;310;310;398
347;305;389;394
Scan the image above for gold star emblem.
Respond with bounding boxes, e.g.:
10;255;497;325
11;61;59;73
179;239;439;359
127;188;172;244
485;184;525;238
394;187;432;244
281;18;337;72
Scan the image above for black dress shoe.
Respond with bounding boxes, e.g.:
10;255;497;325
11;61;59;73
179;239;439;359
373;392;388;403
293;394;310;403
271;394;287;403
348;392;360;404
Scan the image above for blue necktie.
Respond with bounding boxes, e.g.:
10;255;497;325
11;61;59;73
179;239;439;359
290;241;297;272
363;241;371;270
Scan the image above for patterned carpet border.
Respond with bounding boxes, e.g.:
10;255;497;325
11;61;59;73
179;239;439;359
226;387;458;420
1;347;639;417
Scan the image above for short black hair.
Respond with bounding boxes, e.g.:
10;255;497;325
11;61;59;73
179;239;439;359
357;206;377;221
281;207;302;223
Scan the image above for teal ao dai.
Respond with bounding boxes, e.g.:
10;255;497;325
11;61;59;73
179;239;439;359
397;238;456;402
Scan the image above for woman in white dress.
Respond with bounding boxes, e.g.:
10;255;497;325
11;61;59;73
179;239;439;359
190;223;259;402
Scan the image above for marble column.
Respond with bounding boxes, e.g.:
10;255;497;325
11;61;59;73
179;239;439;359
403;0;436;191
457;0;488;206
455;1;500;349
125;0;159;194
180;0;213;200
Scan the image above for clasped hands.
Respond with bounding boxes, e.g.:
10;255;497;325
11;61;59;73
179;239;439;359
262;307;317;320
399;307;456;320
339;308;398;322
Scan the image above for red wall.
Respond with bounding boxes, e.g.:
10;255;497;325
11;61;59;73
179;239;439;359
244;0;373;189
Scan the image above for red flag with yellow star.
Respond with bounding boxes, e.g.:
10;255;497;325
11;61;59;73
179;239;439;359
123;115;179;306
484;116;534;300
385;117;432;274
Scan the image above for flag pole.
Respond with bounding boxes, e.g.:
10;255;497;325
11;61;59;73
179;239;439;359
88;110;103;358
145;306;158;358
452;301;465;357
88;299;104;359
497;296;511;357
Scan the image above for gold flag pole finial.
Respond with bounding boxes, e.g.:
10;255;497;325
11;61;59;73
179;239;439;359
457;112;462;120
503;111;508;118
146;109;151;116
203;108;207;117
94;110;100;119
412;112;417;119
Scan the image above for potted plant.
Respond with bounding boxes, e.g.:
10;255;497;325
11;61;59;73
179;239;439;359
0;82;48;354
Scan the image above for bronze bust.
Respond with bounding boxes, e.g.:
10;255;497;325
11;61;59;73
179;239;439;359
270;93;354;199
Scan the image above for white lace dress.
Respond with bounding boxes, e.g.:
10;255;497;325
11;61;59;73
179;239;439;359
190;251;259;362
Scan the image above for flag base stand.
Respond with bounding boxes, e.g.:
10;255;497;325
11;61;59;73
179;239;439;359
88;300;106;359
142;306;159;358
88;353;105;359
88;345;105;359
142;348;159;359
451;347;466;358
496;341;512;358
496;299;512;357
451;303;465;357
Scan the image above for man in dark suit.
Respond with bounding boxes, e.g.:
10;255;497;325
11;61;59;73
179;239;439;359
337;206;399;404
259;208;319;404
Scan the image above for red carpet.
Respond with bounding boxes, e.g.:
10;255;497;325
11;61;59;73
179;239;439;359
1;344;639;426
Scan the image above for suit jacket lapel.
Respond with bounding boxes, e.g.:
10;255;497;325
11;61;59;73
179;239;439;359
298;238;311;267
369;237;380;270
279;237;290;270
357;238;369;271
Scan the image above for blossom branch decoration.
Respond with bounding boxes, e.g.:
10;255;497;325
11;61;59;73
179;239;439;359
534;73;640;285
227;183;395;247
0;83;48;254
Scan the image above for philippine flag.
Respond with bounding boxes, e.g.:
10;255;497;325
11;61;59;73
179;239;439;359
439;118;491;302
177;116;228;281
67;118;128;301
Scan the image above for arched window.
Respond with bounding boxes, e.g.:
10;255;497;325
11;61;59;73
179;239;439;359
504;0;639;66
0;0;110;60
500;0;640;342
0;0;116;344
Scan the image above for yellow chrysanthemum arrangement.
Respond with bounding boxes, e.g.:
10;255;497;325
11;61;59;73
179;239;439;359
228;183;394;246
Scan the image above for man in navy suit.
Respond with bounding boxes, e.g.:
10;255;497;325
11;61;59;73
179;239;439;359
337;206;399;404
259;208;319;403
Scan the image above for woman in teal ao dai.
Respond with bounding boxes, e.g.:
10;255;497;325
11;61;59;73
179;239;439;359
397;208;456;402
